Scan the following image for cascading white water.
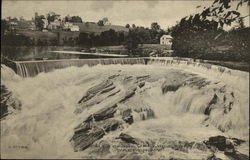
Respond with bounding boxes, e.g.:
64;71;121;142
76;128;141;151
1;58;249;159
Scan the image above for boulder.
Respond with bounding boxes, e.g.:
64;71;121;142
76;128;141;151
138;82;145;88
204;135;234;152
224;151;249;160
119;89;136;103
121;108;133;124
72;126;105;151
101;118;123;132
204;94;218;115
78;80;114;104
72;118;123;151
85;104;118;122
118;133;141;145
204;136;249;160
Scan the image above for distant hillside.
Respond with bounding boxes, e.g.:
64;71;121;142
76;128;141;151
74;22;129;34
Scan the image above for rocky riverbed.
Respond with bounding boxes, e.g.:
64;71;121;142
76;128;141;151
1;64;249;159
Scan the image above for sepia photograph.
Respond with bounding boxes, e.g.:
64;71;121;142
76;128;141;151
1;0;249;159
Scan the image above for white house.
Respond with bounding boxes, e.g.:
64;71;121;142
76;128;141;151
160;35;172;45
63;22;73;30
70;25;80;32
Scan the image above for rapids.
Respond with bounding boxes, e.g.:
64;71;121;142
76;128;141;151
0;62;249;159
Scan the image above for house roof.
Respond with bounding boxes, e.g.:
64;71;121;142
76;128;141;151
161;35;172;39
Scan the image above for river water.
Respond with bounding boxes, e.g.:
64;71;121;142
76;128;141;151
0;60;249;159
2;46;84;61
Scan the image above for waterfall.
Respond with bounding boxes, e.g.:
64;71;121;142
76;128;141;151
0;63;249;159
1;57;249;159
15;58;146;77
146;57;249;93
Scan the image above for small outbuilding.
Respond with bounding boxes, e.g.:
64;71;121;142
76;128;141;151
160;35;172;45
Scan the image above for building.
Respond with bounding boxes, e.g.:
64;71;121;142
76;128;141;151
70;25;80;32
62;22;73;30
160;35;172;45
48;19;61;30
42;19;49;29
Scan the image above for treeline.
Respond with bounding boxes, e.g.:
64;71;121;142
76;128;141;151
170;0;250;62
171;15;250;62
2;23;167;48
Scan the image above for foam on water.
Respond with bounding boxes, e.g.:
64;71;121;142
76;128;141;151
1;63;249;159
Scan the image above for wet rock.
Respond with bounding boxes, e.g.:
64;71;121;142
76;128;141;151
85;104;117;122
1;85;21;119
77;93;95;104
72;126;105;151
136;75;150;81
121;108;133;124
78;80;114;104
101;118;123;132
161;81;182;93
123;115;133;124
72;101;124;151
224;151;249;160
204;136;249;159
99;85;116;94
123;76;133;82
119;89;136;103
204;135;234;152
204;94;218;115
72;118;123;151
192;142;208;151
74;121;92;134
118;133;141;145
185;77;210;89
87;80;113;95
107;89;120;97
108;74;120;79
138;82;145;88
93;140;111;155
207;154;223;160
230;137;245;146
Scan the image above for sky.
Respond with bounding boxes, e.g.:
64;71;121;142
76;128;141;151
2;0;249;29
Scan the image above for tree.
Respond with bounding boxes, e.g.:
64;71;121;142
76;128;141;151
47;14;56;24
102;17;109;25
125;24;130;28
70;16;83;23
1;20;9;34
198;0;249;28
78;32;91;46
97;20;104;26
236;17;245;29
151;22;160;30
35;15;45;31
123;29;141;53
100;29;118;45
170;0;249;61
132;24;136;28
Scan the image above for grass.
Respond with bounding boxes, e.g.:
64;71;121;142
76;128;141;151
75;23;129;34
139;44;172;50
17;30;57;40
